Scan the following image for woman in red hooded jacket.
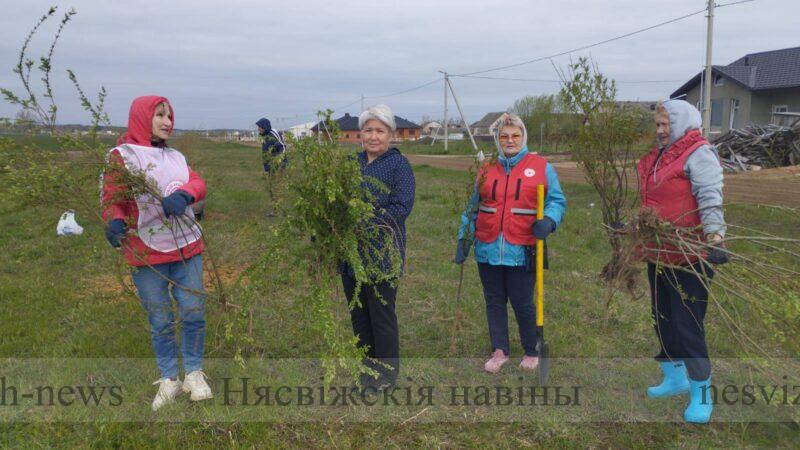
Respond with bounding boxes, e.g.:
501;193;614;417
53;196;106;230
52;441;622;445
101;96;212;411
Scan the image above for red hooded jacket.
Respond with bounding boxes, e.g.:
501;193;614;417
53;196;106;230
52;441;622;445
101;95;206;267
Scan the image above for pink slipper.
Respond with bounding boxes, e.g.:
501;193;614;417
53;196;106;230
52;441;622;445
484;349;509;374
519;355;539;371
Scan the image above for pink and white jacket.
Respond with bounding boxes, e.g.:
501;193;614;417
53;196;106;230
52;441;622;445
101;95;206;267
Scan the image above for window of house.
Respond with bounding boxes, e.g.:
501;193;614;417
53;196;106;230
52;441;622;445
729;98;740;130
713;75;724;86
356;133;360;139
773;105;789;113
710;99;723;129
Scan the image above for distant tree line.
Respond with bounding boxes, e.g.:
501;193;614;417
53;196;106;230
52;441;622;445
509;93;655;153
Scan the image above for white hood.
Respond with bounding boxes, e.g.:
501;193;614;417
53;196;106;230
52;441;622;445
663;99;702;147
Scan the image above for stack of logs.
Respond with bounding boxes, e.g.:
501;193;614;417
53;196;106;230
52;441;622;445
712;120;800;172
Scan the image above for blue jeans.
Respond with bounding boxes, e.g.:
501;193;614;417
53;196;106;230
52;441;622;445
477;263;539;356
131;254;205;379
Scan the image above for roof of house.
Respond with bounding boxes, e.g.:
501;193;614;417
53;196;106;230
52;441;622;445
289;121;317;129
616;101;657;112
395;115;421;130
470;112;506;128
672;46;800;98
312;113;420;132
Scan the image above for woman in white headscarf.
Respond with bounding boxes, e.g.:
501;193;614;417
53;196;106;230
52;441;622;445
340;104;415;392
637;99;728;424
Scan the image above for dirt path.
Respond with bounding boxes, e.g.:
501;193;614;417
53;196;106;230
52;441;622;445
407;154;800;208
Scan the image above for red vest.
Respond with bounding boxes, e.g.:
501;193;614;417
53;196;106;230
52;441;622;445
637;130;710;264
475;153;548;246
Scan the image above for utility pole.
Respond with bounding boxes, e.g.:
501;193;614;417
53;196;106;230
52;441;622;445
360;94;364;112
702;0;715;137
440;71;449;153
445;76;482;160
317;112;322;144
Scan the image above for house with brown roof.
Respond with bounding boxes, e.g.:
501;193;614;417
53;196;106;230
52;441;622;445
312;113;421;143
671;46;800;134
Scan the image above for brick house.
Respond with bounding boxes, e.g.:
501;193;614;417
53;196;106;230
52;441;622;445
312;113;421;144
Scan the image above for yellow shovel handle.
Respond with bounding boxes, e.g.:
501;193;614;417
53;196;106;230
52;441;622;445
536;184;544;327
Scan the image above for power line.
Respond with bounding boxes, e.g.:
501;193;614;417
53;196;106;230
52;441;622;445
452;74;685;84
274;98;362;127
716;0;756;8
331;98;361;112
284;1;756;127
454;7;711;77
363;78;442;100
452;75;559;83
303;78;441;120
453;1;757;77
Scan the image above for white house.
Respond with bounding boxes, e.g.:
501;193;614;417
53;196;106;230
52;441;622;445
288;121;317;138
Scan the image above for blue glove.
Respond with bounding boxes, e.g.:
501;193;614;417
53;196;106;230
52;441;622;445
707;241;730;265
532;216;556;240
454;239;471;264
162;190;194;217
105;219;127;248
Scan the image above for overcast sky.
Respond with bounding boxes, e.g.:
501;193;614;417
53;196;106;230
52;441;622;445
1;0;796;129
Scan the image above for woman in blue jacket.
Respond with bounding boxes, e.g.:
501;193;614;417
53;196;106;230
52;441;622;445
341;104;415;391
455;114;566;374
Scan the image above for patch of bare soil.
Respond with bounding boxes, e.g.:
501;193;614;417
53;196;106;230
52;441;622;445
406;155;800;208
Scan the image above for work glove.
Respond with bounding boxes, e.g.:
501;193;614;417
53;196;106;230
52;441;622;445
532;216;556;240
706;234;730;265
454;238;471;264
610;221;626;231
161;190;194;217
105;219;127;248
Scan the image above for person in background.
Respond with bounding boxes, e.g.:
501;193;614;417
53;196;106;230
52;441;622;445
256;117;287;216
637;99;728;424
256;117;287;173
455;114;566;374
102;95;212;411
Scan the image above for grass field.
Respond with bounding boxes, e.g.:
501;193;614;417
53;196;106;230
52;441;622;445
1;137;798;447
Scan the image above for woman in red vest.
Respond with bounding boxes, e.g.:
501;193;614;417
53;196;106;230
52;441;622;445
455;114;566;374
637;99;729;424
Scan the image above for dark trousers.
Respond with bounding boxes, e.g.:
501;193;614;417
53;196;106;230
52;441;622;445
477;263;539;356
341;273;399;383
648;262;714;380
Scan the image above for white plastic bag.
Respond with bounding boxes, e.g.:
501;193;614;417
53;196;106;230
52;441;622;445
56;210;84;236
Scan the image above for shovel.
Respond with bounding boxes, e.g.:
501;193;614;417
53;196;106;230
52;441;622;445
535;184;551;385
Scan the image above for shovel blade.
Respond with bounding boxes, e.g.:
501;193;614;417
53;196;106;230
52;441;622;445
537;340;550;385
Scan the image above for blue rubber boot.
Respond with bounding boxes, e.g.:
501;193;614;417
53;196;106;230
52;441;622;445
685;377;713;424
647;361;690;398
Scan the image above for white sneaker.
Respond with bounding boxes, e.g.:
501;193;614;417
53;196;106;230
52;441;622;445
151;378;182;411
182;370;213;401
